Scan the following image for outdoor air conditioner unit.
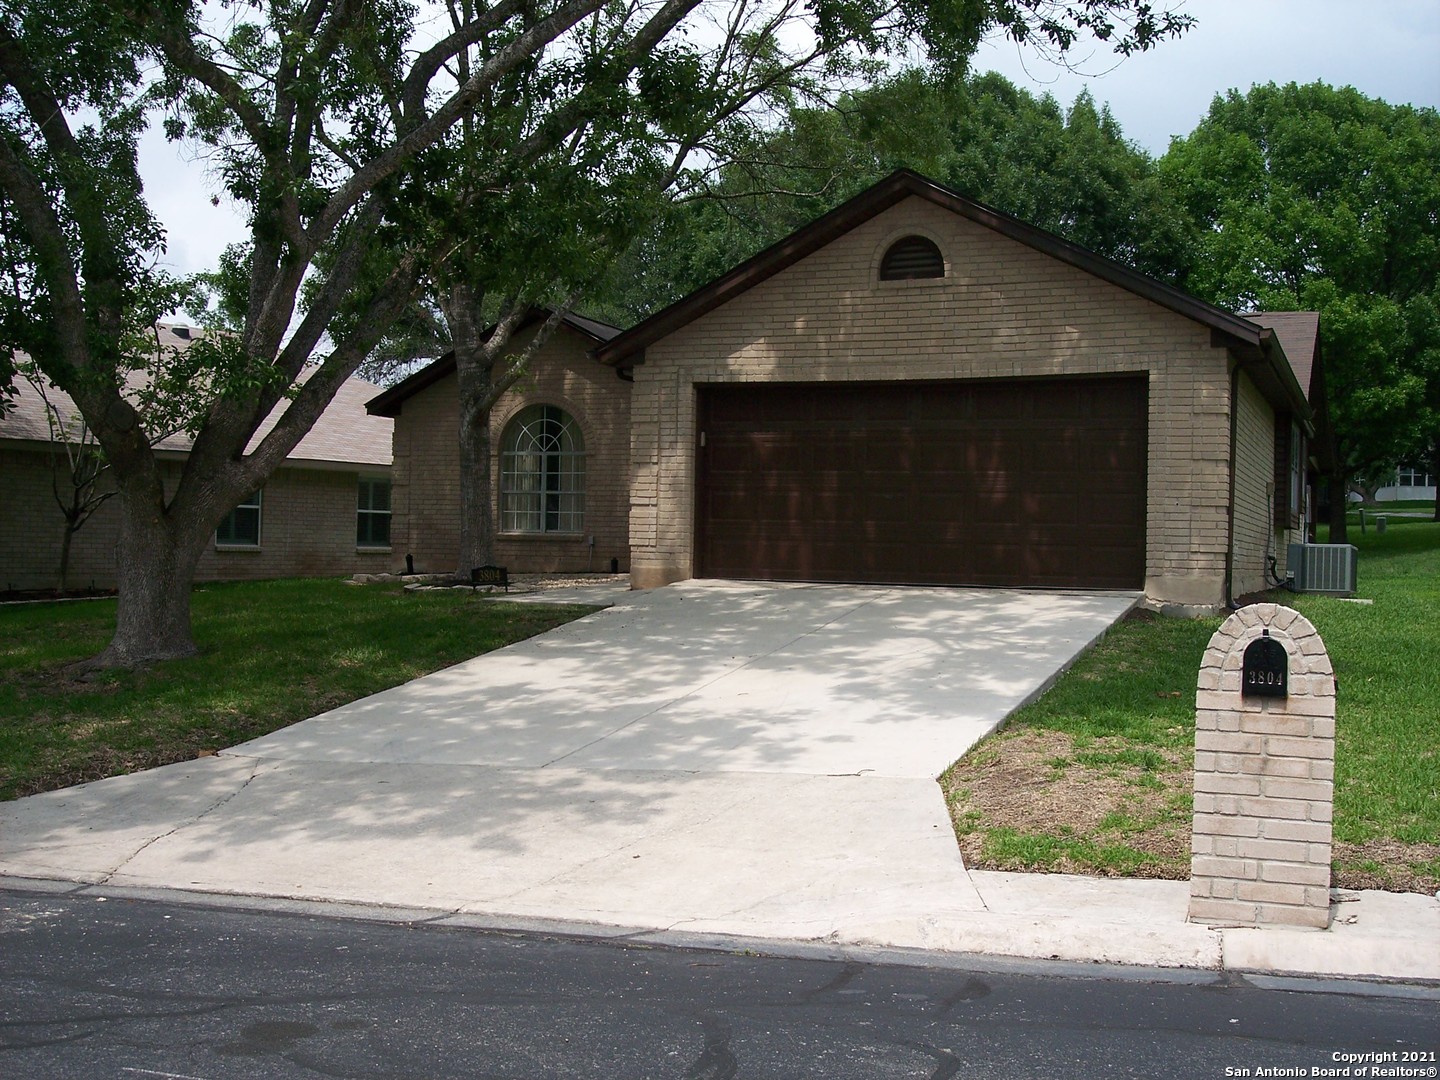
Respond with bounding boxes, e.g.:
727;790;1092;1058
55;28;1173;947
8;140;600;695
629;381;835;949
1287;543;1358;596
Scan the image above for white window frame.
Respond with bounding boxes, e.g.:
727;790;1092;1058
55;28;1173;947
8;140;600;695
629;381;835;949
216;490;262;548
356;476;392;549
500;404;585;535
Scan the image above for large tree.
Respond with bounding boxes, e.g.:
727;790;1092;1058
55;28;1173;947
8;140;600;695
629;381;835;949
597;67;1180;322
0;0;1193;668
1156;82;1440;535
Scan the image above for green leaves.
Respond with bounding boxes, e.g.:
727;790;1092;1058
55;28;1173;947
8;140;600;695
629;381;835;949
1161;81;1440;477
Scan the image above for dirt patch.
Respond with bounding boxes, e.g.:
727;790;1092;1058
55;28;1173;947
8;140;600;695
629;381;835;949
943;728;1192;879
943;729;1439;894
1333;840;1440;894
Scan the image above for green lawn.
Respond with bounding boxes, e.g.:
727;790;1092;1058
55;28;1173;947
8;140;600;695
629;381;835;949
1307;523;1440;853
1344;499;1435;530
0;579;595;801
943;522;1440;893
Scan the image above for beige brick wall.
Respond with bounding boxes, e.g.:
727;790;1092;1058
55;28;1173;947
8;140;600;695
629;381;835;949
1232;373;1282;598
199;465;396;582
630;197;1251;606
390;373;458;574
390;325;632;576
1190;604;1335;928
0;444;392;591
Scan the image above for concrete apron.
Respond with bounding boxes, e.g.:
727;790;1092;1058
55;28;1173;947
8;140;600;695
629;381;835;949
1;582;1137;951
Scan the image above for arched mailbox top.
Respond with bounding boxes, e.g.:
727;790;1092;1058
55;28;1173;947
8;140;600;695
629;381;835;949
1241;629;1289;698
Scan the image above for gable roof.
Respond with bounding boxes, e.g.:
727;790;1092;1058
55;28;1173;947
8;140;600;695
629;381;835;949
1243;311;1333;470
3;324;392;469
591;169;1312;421
1243;312;1319;402
365;308;622;419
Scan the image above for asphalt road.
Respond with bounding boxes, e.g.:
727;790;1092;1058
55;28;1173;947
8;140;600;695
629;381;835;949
2;888;1435;1079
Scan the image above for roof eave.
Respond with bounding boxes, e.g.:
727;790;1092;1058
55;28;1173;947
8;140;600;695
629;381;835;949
1235;328;1315;433
369;309;623;416
592;169;1273;368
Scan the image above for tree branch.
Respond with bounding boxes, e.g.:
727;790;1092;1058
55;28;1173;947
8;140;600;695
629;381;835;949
400;0;532;120
314;0;613;242
237;251;423;487
0;125;89;374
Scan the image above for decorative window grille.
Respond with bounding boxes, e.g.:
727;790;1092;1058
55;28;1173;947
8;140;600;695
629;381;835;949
500;405;585;534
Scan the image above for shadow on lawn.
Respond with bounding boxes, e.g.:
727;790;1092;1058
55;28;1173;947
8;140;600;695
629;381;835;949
1;581;1134;898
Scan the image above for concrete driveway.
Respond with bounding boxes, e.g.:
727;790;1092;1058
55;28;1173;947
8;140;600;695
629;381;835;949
1;581;1136;947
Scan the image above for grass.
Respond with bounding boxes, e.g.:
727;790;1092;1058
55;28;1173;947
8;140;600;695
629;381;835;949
1307;523;1440;857
0;579;596;801
941;522;1440;893
1348;498;1434;511
1344;499;1434;529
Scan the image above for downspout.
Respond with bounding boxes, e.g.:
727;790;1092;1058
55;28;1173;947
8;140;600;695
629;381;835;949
1224;360;1240;610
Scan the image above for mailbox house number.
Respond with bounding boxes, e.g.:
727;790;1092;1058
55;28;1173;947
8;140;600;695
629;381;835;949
1241;631;1288;699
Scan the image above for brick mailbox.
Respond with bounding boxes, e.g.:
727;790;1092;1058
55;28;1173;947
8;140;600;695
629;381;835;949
1189;604;1336;929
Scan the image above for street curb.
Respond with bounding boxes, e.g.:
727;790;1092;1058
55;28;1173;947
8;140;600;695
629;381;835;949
6;874;1436;996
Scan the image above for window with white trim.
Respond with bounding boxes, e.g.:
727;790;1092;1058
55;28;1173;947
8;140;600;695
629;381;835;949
357;477;391;548
500;404;585;534
216;490;262;547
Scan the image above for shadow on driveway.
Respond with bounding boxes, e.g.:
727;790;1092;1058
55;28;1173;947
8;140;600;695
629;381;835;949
1;581;1136;941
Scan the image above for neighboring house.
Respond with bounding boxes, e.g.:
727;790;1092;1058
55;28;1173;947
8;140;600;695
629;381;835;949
1;324;394;592
590;170;1323;610
365;312;632;577
1374;465;1436;503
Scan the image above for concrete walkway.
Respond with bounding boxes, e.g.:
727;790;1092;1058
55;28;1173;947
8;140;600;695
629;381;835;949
3;581;1437;982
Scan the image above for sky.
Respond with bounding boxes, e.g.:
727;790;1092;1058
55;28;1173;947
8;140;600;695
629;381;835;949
140;0;1440;279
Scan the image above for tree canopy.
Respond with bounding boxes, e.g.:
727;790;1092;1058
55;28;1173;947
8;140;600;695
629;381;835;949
595;67;1183;322
1159;81;1440;521
0;0;1193;666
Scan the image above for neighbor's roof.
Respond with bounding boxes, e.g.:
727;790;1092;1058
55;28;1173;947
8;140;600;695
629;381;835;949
365;308;622;419
590;169;1313;422
3;324;392;468
1242;312;1320;402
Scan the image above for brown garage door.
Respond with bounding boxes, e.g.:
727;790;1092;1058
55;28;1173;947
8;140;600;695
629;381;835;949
695;377;1147;589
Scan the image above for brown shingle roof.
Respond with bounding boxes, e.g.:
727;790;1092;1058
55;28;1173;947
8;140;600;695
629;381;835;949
365;308;622;418
3;324;391;468
1242;312;1320;404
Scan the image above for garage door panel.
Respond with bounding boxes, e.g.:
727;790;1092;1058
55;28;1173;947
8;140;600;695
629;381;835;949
1087;492;1146;520
1085;438;1146;471
697;378;1146;589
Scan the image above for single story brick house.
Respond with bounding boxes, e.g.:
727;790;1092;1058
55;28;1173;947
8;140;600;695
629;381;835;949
377;171;1328;610
364;311;632;577
2;324;394;592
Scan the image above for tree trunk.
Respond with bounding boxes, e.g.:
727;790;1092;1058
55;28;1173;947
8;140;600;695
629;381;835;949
72;493;207;672
441;281;497;578
1326;464;1349;544
56;522;75;596
456;403;495;576
1431;437;1439;523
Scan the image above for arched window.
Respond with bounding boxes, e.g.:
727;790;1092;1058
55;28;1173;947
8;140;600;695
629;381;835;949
500;404;585;533
879;235;945;280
